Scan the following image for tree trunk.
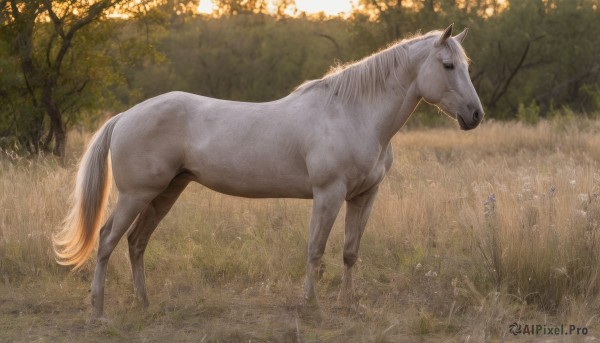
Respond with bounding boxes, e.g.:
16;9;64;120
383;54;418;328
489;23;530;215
42;82;65;157
53;124;66;157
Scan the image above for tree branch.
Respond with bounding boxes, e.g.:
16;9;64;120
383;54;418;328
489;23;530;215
315;33;341;58
45;0;122;79
45;32;57;68
487;35;544;109
43;0;66;39
8;0;19;19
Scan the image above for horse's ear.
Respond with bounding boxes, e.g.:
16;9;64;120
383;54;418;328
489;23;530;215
454;27;469;44
436;24;453;46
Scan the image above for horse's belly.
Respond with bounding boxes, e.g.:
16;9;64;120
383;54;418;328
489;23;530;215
186;157;313;199
192;172;313;199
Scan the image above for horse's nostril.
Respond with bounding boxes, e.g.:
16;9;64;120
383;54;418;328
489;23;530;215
473;110;480;122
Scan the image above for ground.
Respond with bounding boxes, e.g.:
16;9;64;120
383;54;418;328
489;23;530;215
1;118;600;342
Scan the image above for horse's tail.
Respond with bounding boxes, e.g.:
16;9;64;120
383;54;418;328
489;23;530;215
53;115;121;270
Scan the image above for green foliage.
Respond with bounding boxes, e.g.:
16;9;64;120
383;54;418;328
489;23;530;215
126;14;349;102
580;84;600;117
455;4;591;114
516;101;540;125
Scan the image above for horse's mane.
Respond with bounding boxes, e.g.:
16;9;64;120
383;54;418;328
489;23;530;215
296;30;465;103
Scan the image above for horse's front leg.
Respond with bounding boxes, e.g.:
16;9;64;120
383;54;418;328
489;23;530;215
304;182;346;306
339;186;379;303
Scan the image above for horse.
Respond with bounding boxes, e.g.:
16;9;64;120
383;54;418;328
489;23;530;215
53;24;484;319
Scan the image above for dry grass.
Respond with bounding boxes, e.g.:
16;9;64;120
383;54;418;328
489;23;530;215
1;118;600;342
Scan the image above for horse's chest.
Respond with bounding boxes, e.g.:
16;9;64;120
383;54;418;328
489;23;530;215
346;150;391;198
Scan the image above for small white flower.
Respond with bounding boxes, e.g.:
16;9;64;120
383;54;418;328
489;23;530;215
425;270;438;277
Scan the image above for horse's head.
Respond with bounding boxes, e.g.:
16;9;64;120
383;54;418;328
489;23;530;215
416;24;484;130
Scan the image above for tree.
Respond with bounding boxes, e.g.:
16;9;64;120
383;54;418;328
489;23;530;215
0;0;154;156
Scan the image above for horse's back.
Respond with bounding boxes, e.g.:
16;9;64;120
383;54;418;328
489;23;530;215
109;91;314;198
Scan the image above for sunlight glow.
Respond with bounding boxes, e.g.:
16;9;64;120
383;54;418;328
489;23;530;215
197;0;356;16
295;0;353;15
197;0;214;15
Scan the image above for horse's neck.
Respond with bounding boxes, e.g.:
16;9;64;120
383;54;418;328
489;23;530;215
362;59;423;145
376;82;420;144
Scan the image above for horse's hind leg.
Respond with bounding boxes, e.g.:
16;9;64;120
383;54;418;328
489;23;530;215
91;194;150;320
127;174;191;307
339;186;379;303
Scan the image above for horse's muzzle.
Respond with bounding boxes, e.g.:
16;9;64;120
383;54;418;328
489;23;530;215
458;107;484;130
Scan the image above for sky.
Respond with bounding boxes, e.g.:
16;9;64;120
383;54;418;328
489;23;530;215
198;0;355;16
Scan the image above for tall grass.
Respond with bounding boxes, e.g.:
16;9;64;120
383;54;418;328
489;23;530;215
1;119;599;341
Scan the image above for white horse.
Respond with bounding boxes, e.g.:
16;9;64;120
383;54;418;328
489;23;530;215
54;24;483;319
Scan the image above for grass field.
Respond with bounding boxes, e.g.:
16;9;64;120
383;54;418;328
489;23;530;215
1;118;600;342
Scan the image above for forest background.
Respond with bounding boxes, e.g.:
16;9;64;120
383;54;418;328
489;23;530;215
1;0;599;157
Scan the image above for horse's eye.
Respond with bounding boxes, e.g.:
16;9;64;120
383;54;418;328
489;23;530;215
443;63;455;70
